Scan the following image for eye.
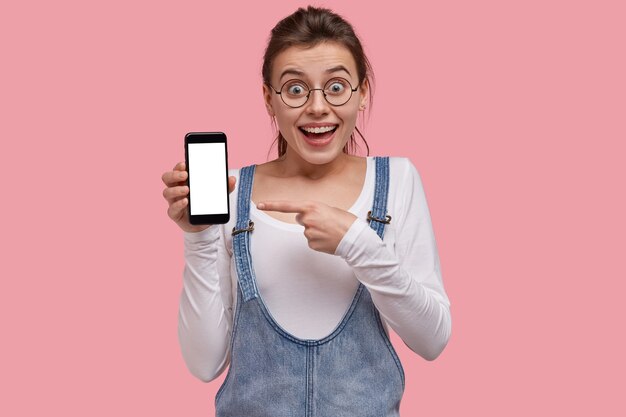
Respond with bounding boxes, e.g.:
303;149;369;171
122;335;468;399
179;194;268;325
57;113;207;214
326;79;348;95
284;81;308;96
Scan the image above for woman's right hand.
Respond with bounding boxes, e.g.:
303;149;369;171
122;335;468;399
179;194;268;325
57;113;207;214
162;161;236;233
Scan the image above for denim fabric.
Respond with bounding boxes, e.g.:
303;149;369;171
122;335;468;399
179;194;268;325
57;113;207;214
216;157;405;417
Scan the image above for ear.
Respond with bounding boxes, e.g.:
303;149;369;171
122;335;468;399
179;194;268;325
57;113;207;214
263;84;275;117
358;79;369;111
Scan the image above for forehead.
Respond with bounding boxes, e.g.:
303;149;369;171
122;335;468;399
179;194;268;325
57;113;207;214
271;42;358;82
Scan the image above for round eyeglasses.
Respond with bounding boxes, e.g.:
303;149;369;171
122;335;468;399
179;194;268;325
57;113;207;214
268;77;358;108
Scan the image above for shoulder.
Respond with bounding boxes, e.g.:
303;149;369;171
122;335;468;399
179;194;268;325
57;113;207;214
227;163;256;181
362;156;418;190
384;156;425;212
383;156;420;183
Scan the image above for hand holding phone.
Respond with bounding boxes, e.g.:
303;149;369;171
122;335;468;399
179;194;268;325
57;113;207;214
162;162;236;233
162;133;236;232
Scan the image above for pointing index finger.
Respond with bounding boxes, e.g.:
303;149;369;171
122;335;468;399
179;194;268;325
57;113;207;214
256;200;307;213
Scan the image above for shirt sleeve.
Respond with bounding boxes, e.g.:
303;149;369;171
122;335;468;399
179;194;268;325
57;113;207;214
334;158;452;361
178;224;233;382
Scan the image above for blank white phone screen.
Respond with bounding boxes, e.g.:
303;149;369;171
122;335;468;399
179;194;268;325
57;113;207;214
188;142;227;215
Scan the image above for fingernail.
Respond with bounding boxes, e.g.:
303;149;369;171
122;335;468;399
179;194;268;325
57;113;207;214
257;203;265;209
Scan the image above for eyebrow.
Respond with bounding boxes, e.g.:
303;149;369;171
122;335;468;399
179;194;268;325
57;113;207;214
278;65;352;82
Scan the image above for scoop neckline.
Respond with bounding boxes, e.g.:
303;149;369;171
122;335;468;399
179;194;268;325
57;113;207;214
249;156;373;232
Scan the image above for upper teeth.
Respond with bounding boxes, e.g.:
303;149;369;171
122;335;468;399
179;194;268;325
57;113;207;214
302;126;336;134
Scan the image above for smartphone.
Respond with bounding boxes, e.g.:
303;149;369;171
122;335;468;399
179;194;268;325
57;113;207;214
184;132;230;225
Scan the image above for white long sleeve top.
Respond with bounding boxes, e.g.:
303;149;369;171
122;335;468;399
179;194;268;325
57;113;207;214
178;156;452;382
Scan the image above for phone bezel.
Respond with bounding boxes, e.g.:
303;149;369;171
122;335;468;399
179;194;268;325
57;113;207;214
184;132;230;225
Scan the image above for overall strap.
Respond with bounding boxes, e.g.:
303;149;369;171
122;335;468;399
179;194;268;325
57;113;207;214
368;156;391;239
232;165;259;302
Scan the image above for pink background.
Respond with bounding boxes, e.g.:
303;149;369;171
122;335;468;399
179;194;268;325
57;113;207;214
2;0;624;415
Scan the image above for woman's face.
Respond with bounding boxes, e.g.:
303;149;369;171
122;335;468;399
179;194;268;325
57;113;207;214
263;41;368;166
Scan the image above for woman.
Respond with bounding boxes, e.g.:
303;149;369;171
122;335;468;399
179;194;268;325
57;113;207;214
162;6;451;416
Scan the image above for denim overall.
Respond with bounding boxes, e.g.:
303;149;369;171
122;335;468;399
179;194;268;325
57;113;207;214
216;157;405;417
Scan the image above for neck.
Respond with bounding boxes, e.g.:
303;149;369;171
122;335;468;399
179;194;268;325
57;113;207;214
276;147;353;180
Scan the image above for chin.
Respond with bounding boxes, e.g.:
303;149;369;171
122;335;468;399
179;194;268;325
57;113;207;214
292;127;349;163
297;143;348;166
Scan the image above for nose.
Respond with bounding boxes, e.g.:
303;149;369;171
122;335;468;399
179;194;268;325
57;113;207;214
304;88;330;115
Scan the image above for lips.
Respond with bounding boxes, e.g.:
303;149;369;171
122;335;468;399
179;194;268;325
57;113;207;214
298;124;338;147
299;122;338;136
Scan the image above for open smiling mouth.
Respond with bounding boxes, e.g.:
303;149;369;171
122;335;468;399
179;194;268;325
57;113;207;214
298;125;338;140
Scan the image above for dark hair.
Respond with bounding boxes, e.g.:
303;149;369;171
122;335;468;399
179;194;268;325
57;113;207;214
262;5;374;158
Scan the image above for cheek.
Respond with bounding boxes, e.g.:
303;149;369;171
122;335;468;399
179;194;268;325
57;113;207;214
339;107;360;126
275;111;295;127
274;112;299;139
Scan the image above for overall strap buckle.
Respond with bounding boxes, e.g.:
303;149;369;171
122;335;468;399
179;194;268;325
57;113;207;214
232;220;255;236
367;210;392;224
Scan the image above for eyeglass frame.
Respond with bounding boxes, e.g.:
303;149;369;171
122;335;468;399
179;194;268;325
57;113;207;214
267;77;359;108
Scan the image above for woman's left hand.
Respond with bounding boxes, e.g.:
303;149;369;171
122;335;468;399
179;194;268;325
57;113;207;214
257;200;357;254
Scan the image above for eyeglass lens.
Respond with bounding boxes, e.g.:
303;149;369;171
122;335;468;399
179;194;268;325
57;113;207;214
280;78;355;107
